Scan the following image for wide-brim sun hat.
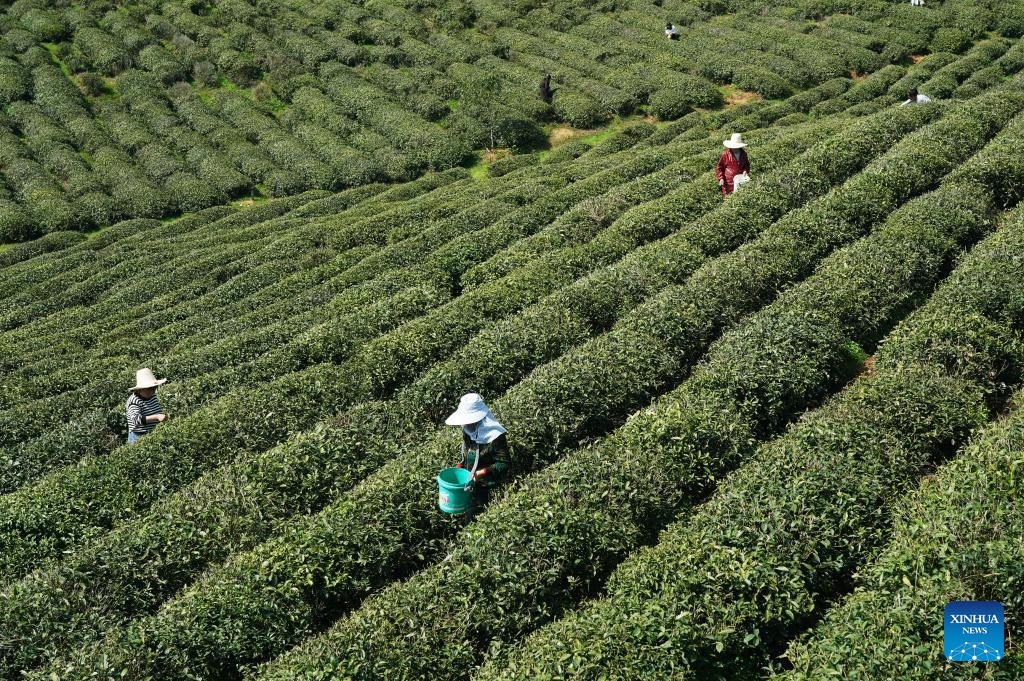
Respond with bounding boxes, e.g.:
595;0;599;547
130;367;167;392
723;132;747;149
445;392;489;425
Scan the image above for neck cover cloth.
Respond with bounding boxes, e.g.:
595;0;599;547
464;409;506;445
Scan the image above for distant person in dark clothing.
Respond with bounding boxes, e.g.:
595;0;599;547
126;368;168;443
446;392;512;525
665;22;680;40
716;133;751;196
539;74;553;104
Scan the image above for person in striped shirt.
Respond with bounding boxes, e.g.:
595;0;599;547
126;368;169;443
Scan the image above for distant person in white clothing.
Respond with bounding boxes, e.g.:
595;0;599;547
665;22;679;40
901;88;932;106
910;0;924;6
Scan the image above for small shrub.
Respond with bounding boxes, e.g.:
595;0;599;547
164;171;224;212
77;71;107;96
0;57;31;103
0;199;35;241
543;139;590;163
995;1;1024;37
731;65;793;99
929;27;971;54
553;90;609;128
774;112;807;127
31;195;79;233
192;60;217;86
76;190;119;227
649;88;693;120
487;152;538;177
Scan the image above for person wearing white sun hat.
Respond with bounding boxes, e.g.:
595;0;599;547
716;132;751;196
446;392;512;524
126;368;168;443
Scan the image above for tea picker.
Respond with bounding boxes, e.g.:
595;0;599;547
539;74;553;104
716;133;751;196
900;87;932;106
436;393;511;525
126;368;169;444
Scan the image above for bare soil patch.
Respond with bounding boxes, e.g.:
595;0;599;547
481;148;512;163
858;354;876;378
725;88;761;107
549;125;596;146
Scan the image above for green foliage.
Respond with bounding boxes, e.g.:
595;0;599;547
648;87;693;120
0;0;993;243
732;65;794;99
0;57;31;102
1;4;1023;678
26;108;954;679
476;185;1024;681
543;139;590;163
995;1;1024;37
929;27;972;54
453;73;544;150
486;152;538;177
553;89;609;129
781;218;1024;680
258;102;1024;680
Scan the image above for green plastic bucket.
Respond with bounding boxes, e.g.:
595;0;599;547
437;467;472;514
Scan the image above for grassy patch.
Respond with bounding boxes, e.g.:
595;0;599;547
464;112;674;178
216;75;242;92
842;339;869;376
266;97;288;114
465;148;516;179
41;42;73;79
720;84;763;107
546;113;662;148
548;124;596;146
42;43;117;101
466;151;490;179
197;77;242;105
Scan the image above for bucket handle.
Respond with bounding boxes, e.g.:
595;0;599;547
460;442;481;491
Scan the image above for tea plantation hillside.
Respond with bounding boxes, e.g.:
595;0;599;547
1;1;1024;679
0;0;1022;241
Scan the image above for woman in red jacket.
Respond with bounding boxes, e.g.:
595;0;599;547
716;132;751;196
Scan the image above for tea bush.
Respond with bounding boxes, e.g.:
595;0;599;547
476;190;1024;681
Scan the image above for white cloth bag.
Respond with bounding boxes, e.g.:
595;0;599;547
732;172;751;192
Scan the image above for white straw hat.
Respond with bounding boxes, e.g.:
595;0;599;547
129;368;167;393
445;393;489;426
723;132;747;149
